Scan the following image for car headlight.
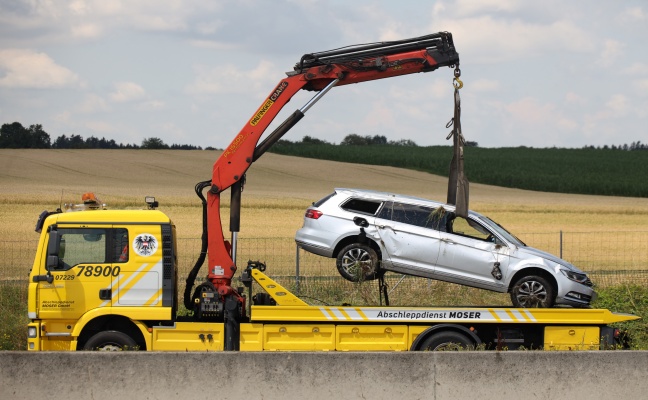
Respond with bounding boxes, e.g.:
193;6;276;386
560;269;590;285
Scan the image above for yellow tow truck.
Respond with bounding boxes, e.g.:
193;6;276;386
27;199;637;352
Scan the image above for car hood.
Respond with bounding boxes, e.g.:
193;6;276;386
516;246;585;274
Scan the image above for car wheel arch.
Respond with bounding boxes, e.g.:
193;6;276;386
333;235;382;260
507;267;557;293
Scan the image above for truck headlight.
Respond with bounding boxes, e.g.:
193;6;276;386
28;326;37;338
560;269;589;285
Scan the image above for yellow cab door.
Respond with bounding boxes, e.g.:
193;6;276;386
36;225;128;320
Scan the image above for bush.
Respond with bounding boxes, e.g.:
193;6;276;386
592;284;648;349
0;284;27;350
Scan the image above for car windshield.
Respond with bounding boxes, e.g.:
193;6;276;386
478;215;527;246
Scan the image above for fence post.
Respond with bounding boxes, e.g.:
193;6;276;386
295;244;300;295
560;230;563;259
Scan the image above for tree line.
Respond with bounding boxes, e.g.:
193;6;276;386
0;122;204;150
3;121;646;151
279;134;480;147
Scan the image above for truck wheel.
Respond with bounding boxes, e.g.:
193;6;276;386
336;243;379;282
510;275;555;308
83;331;138;351
419;331;472;351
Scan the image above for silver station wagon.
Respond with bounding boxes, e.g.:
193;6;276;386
295;188;596;308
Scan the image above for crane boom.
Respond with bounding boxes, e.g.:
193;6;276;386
188;32;459;348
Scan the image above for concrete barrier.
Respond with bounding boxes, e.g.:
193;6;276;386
2;351;648;400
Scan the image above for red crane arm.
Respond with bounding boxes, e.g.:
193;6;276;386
205;32;459;296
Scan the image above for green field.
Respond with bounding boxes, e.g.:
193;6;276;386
270;144;648;197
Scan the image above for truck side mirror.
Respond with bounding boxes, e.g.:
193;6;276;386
46;229;60;270
33;228;58;283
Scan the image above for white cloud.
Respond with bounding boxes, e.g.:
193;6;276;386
505;97;556;124
109;81;147;102
637;79;648;95
78;94;110;113
617;6;646;22
137;100;166;110
455;0;521;16
0;49;80;88
432;16;594;63
186;60;278;95
470;79;500;92
596;39;625;68
623;63;648;75
189;40;238;50
564;92;588;106
362;99;395;128
70;23;102;38
605;94;630;116
85;120;115;133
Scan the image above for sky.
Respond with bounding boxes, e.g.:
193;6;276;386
0;0;646;150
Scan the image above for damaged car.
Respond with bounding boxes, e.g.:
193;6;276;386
295;188;596;308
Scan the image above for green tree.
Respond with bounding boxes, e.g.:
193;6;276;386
68;134;86;149
369;135;387;145
27;124;51;148
0;122;51;148
301;135;331;145
0;122;27;148
340;134;369;146
388;138;418;147
141;137;169;149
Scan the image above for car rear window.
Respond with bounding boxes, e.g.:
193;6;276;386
341;198;382;215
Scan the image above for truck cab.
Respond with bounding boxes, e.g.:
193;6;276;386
27;197;177;351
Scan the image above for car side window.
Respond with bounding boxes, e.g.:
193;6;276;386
447;216;492;241
341;198;382;215
388;202;447;230
376;201;392;220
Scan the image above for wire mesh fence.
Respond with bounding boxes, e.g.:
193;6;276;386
3;232;648;309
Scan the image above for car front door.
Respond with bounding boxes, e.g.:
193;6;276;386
375;201;443;277
435;214;509;289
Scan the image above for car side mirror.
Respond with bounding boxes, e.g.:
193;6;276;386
353;217;369;228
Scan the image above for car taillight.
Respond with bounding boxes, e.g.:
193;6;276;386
305;209;323;219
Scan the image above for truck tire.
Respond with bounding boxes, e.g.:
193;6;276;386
336;243;379;282
418;331;472;351
83;330;138;351
510;274;555;308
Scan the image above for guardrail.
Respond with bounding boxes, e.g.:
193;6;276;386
2;352;648;399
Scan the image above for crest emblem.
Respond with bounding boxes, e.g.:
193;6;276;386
133;234;158;257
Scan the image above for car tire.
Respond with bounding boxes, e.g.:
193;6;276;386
510;274;555;308
83;330;138;351
336;243;379;282
418;331;473;351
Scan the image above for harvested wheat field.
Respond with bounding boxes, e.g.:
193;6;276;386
2;149;648;273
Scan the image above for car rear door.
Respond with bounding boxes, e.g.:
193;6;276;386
375;201;442;276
